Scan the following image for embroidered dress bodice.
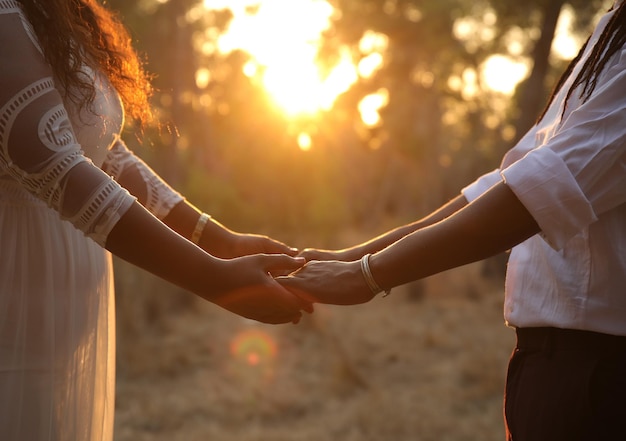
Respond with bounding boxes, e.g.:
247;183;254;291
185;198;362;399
0;1;183;246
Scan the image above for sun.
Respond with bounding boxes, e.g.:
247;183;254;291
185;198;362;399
201;0;587;144
204;0;359;117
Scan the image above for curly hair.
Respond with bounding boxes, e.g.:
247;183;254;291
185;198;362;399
17;0;153;126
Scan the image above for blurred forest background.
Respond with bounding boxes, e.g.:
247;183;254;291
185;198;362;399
108;0;613;440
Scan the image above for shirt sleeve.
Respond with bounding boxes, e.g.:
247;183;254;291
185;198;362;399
501;47;626;250
102;138;184;220
0;5;136;247
461;169;502;202
461;117;545;203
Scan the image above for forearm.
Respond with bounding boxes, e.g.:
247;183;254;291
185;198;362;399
105;201;309;324
113;160;240;255
159;200;200;240
105;202;229;300
344;194;469;259
370;182;539;289
162;201;246;256
162;200;299;259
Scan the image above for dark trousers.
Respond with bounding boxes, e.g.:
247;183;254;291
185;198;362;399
504;327;626;441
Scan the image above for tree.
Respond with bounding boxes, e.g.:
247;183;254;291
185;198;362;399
105;0;612;235
490;0;610;140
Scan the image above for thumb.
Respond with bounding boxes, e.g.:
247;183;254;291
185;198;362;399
265;239;299;256
276;276;318;305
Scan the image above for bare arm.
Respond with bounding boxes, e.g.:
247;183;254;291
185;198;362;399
106;201;309;323
300;193;469;261
279;182;539;305
371;182;538;289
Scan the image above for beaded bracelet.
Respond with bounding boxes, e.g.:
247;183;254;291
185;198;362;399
360;253;391;297
191;213;210;245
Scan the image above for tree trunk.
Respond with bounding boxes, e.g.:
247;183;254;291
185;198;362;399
514;0;565;140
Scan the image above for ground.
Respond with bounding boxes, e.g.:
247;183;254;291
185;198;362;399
113;261;515;441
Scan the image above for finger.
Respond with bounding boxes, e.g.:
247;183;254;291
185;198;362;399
276;277;319;305
262;238;299;256
269;268;298;277
297;295;314;313
301;300;314;314
297;248;320;261
261;254;306;273
260;274;312;318
276;243;300;256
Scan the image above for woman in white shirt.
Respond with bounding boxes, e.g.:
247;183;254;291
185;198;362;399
0;1;311;440
280;2;626;440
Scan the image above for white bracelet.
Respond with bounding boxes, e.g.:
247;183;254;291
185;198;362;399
191;212;210;245
360;253;391;297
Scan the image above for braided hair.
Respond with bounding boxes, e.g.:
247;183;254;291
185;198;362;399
538;1;626;121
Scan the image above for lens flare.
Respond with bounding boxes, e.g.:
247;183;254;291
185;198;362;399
229;328;278;380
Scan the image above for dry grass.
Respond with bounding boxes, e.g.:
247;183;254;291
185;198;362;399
113;259;515;441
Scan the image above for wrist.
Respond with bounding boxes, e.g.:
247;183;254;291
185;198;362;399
191;212;210;245
199;218;241;258
360;253;391;297
338;247;369;262
192;254;247;303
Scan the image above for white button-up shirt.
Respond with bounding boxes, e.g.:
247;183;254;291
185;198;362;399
462;4;626;336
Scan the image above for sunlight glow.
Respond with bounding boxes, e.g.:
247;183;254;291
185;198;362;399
358;53;384;78
204;0;359;117
552;5;581;60
454;4;585;95
358;31;387;78
453;8;497;54
481;55;529;95
359;89;389;127
359;30;389;54
297;132;312;151
453;9;529;94
195;68;211;89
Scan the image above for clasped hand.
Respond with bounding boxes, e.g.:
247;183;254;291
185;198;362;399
209;253;314;324
277;259;378;306
211;237;376;324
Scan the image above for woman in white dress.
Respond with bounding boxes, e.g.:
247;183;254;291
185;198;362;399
0;1;311;440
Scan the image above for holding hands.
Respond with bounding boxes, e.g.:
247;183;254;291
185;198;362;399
277;254;387;306
211;253;314;324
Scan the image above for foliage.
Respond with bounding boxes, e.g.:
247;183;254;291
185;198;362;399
107;1;610;236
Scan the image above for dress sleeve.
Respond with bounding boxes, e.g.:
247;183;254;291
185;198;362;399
102;138;184;221
0;4;136;247
501;47;626;250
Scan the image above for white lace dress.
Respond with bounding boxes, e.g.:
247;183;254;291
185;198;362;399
0;2;183;440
